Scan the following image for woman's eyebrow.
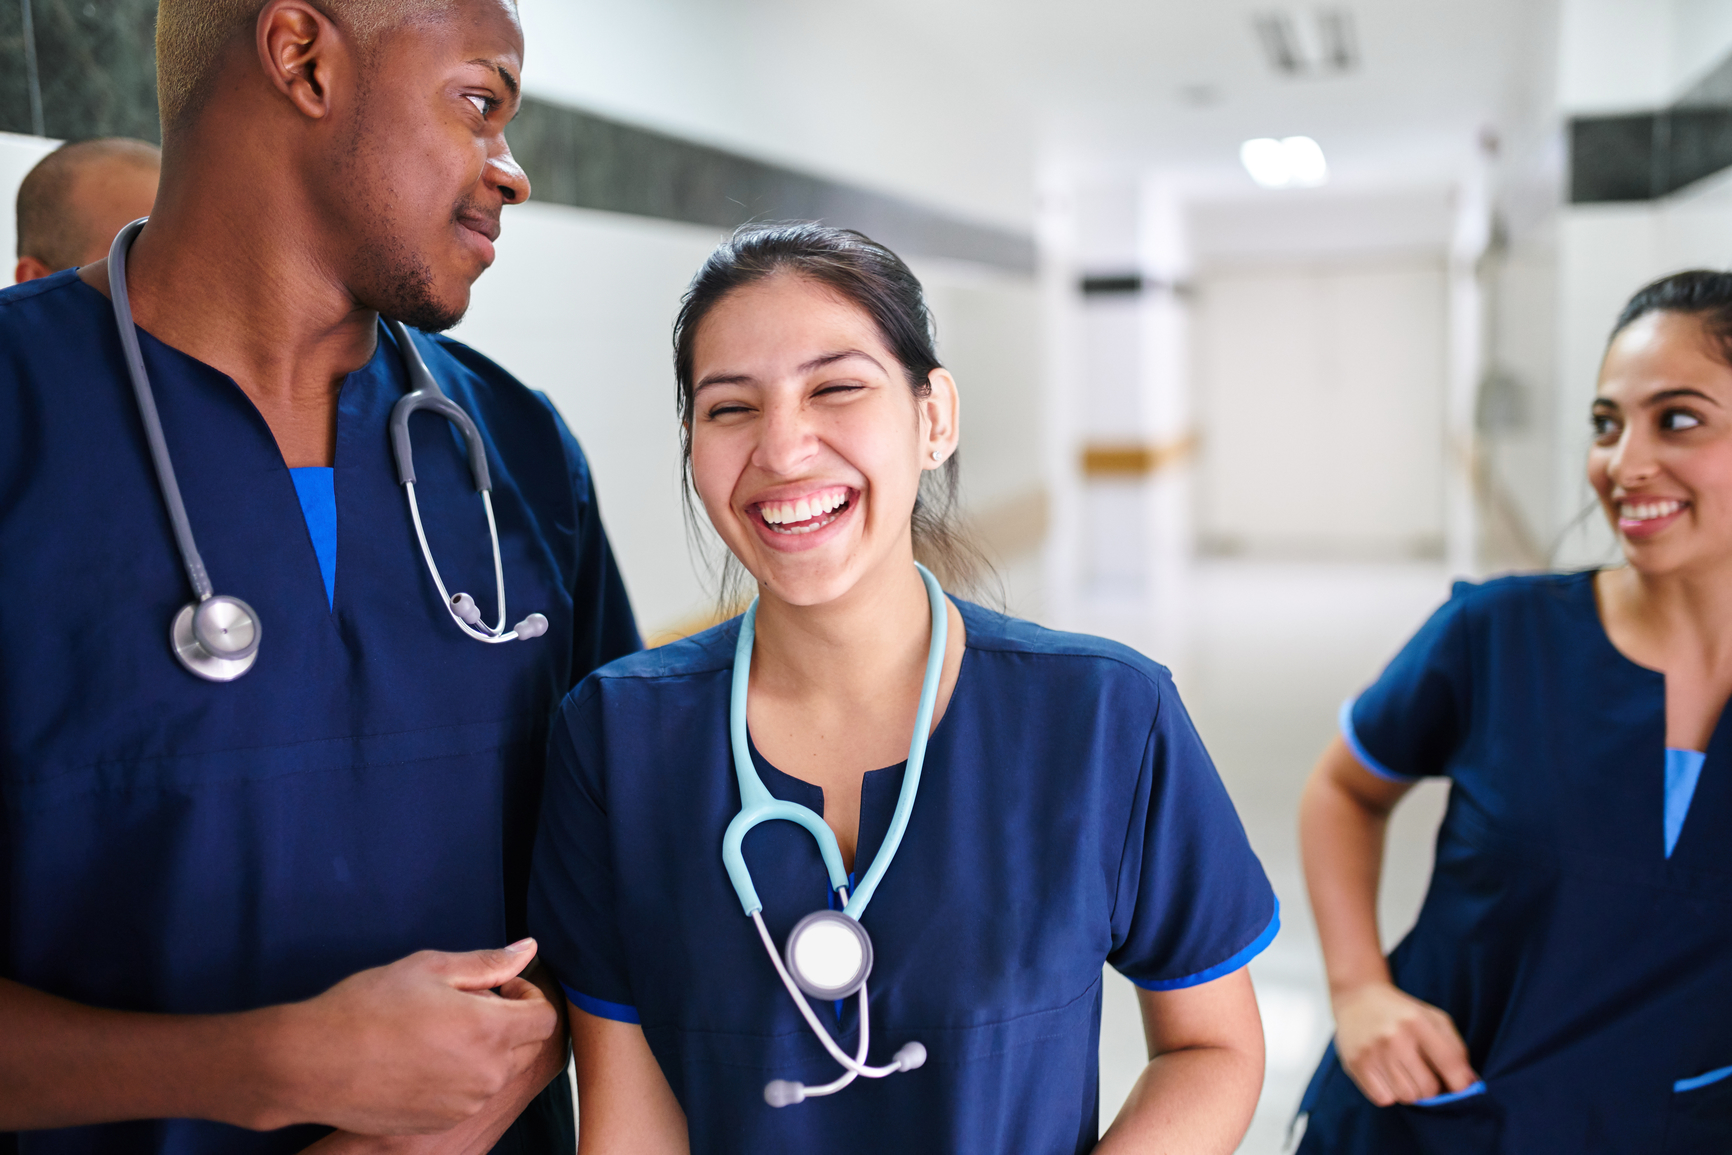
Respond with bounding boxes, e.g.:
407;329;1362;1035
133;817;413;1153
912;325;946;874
1643;387;1721;407
800;349;884;374
694;373;752;393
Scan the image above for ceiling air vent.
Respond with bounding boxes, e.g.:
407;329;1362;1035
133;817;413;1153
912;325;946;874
1253;9;1359;78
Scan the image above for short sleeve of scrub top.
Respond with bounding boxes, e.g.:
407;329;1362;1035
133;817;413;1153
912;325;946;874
1342;587;1473;783
529;601;1275;1155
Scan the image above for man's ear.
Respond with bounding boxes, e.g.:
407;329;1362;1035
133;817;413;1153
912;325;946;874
14;255;54;283
256;0;353;122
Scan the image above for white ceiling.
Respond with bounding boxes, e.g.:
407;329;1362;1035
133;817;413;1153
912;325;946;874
518;0;1560;228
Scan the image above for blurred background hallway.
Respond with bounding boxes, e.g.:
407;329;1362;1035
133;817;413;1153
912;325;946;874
7;0;1732;1148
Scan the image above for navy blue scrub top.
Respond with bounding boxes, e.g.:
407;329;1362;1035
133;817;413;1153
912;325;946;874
0;271;641;1155
529;600;1277;1155
1298;572;1732;1154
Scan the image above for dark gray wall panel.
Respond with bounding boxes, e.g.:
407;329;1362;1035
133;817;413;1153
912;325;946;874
509;97;1035;272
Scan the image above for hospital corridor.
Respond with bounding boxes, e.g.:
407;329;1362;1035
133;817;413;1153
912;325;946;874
4;0;1732;1152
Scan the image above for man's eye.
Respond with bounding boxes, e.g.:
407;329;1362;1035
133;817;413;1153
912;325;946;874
465;94;493;116
1661;408;1703;432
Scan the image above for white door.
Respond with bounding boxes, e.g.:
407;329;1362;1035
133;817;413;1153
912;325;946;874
1194;258;1448;558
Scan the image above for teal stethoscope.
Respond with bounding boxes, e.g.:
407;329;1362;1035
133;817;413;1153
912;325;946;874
723;563;944;1107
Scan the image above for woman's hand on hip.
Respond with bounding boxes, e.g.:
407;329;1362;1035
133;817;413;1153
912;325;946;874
1332;980;1477;1106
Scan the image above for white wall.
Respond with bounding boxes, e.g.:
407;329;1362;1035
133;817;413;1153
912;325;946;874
1558;0;1732;112
515;0;1034;232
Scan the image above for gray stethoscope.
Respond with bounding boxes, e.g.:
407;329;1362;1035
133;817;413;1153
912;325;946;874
722;563;944;1107
107;219;546;683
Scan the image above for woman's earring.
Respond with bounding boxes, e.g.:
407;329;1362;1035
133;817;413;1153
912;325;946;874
930;450;942;462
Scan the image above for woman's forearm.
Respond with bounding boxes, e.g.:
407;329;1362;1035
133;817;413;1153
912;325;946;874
1096;1042;1263;1154
1099;970;1264;1153
1299;737;1407;994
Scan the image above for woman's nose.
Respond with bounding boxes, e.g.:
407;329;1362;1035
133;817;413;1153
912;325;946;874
752;406;818;475
1609;429;1658;487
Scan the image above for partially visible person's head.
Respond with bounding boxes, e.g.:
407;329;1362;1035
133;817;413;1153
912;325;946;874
1590;270;1732;575
15;138;160;282
153;0;528;330
673;222;981;609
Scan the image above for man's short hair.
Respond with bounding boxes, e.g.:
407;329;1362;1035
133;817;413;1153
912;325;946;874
155;1;455;135
16;138;162;269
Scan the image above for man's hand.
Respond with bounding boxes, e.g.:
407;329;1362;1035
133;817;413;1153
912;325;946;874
262;939;558;1135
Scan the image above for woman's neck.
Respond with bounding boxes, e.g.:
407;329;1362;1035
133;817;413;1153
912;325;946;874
1604;558;1732;670
750;557;935;703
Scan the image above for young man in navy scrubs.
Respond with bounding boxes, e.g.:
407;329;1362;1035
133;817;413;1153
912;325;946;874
0;2;637;1153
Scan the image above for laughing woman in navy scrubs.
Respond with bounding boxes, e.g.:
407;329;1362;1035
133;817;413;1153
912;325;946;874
1296;270;1732;1154
527;223;1279;1154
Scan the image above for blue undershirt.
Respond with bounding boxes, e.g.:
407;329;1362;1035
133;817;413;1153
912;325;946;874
1664;747;1706;859
288;467;337;610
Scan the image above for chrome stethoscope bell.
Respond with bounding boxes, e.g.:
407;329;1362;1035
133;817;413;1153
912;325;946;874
170;594;261;682
784;910;875;1001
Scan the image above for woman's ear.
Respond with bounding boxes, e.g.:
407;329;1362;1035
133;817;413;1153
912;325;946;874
921;369;960;469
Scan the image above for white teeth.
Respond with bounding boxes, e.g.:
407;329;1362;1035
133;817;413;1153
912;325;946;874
1620;499;1683;521
758;487;848;528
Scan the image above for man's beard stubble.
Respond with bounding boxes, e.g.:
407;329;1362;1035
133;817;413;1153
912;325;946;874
352;219;468;334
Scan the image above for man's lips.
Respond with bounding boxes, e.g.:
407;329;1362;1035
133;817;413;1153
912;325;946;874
458;215;500;263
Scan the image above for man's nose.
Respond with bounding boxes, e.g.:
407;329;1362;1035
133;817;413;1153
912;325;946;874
488;142;531;205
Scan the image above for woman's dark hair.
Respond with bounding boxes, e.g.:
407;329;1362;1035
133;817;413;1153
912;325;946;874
1611;269;1732;363
673;221;990;602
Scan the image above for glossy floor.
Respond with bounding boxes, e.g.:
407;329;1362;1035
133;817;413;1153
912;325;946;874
1081;561;1457;1153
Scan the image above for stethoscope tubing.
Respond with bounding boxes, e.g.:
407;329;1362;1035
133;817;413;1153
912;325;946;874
721;563;948;921
107;218;214;603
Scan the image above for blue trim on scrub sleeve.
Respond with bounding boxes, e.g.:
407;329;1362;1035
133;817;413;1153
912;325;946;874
288;466;337;609
1129;901;1280;991
1339;697;1419;783
1676;1064;1732;1093
1664;748;1706;858
562;983;640;1025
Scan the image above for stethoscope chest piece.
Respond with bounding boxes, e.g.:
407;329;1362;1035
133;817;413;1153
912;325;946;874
784;910;874;1001
171;594;261;682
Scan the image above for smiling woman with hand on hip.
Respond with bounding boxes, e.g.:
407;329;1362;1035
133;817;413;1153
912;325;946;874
1297;271;1732;1154
527;223;1277;1154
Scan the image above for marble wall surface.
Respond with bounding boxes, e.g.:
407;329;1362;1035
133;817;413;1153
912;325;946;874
0;0;160;142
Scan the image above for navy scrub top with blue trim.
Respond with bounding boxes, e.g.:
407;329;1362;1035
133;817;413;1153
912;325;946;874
0;270;641;1155
1298;572;1732;1155
529;600;1277;1155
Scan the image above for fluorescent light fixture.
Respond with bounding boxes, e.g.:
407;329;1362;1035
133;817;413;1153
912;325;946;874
1239;136;1328;188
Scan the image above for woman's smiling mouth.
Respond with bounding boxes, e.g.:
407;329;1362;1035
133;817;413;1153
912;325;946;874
1618;497;1689;538
752;486;854;535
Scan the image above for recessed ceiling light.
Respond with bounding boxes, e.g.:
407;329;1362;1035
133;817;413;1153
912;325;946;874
1240;136;1329;188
